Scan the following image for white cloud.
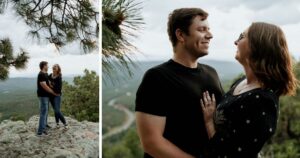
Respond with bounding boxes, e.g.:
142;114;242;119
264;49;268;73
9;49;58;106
0;4;99;78
130;0;300;62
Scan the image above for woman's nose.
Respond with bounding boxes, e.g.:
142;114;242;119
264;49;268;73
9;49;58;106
234;40;238;46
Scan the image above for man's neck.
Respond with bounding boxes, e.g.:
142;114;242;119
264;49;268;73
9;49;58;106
173;50;198;68
41;70;47;73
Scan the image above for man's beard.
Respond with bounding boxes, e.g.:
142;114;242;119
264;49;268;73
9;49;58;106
188;47;208;59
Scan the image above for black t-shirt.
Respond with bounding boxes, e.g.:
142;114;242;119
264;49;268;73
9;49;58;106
208;76;279;158
37;71;50;97
49;73;62;94
135;59;224;158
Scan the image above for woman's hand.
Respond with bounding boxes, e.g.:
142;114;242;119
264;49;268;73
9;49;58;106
200;91;216;139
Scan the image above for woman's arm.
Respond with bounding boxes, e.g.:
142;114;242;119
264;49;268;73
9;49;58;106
58;76;62;92
201;91;278;157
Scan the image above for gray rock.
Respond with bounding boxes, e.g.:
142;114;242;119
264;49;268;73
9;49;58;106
0;116;99;158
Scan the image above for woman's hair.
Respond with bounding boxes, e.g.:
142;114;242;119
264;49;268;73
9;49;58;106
247;22;298;96
53;64;62;77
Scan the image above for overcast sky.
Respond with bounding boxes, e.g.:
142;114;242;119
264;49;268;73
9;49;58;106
0;3;99;78
131;0;300;62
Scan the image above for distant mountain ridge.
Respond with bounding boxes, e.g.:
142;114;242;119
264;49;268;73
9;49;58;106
103;59;244;88
0;77;75;122
0;77;74;93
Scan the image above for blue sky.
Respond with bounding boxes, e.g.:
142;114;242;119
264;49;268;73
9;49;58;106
130;0;300;61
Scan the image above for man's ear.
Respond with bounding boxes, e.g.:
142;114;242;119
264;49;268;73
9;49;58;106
175;29;185;43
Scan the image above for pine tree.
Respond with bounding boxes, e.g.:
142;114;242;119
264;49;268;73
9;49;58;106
0;38;29;80
0;0;99;53
102;0;144;79
62;69;99;122
0;0;98;80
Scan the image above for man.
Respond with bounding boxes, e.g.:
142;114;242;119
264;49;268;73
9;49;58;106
37;61;58;136
135;8;224;158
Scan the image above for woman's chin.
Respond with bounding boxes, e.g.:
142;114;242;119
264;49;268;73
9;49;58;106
235;54;239;61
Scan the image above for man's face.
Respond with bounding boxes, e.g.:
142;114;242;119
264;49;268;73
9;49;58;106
182;16;213;58
44;64;49;72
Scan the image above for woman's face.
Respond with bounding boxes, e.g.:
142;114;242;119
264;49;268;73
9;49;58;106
52;65;58;73
234;29;251;65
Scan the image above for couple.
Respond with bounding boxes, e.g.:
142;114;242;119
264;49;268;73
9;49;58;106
37;61;68;136
135;8;297;158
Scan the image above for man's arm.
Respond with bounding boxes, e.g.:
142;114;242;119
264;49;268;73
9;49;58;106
136;112;195;158
40;81;58;96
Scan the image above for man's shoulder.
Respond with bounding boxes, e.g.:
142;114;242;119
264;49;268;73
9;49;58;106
38;72;48;79
145;61;170;75
38;72;44;77
199;63;217;73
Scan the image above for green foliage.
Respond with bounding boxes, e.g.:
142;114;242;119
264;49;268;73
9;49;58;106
122;129;144;157
0;38;29;80
0;0;99;53
103;128;143;158
104;143;133;158
262;140;300;158
102;0;144;80
258;62;300;157
62;69;99;122
102;105;126;134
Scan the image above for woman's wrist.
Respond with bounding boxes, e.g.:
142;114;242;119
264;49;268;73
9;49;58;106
205;121;216;139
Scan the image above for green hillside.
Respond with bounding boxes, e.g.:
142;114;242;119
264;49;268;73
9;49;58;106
0;77;73;122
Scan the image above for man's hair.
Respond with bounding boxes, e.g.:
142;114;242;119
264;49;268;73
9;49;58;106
39;61;48;70
167;8;208;47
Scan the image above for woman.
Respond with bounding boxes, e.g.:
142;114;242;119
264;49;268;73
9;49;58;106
200;22;298;158
49;64;68;129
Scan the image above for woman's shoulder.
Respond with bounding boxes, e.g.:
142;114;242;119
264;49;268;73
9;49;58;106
57;75;62;80
242;88;279;110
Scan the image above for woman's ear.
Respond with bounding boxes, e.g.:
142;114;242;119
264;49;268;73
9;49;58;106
175;29;185;43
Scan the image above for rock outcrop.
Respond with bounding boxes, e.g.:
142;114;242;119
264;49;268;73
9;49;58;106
0;116;99;158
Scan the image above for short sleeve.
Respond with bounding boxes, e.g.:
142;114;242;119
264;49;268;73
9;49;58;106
39;73;47;83
208;91;279;157
135;68;168;116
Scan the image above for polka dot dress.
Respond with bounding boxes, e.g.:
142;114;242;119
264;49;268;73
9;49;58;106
208;77;279;158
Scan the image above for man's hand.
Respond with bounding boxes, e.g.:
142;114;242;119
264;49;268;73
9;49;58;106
200;91;216;139
40;82;58;96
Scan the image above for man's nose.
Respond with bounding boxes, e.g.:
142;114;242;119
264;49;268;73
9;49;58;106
206;31;213;40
